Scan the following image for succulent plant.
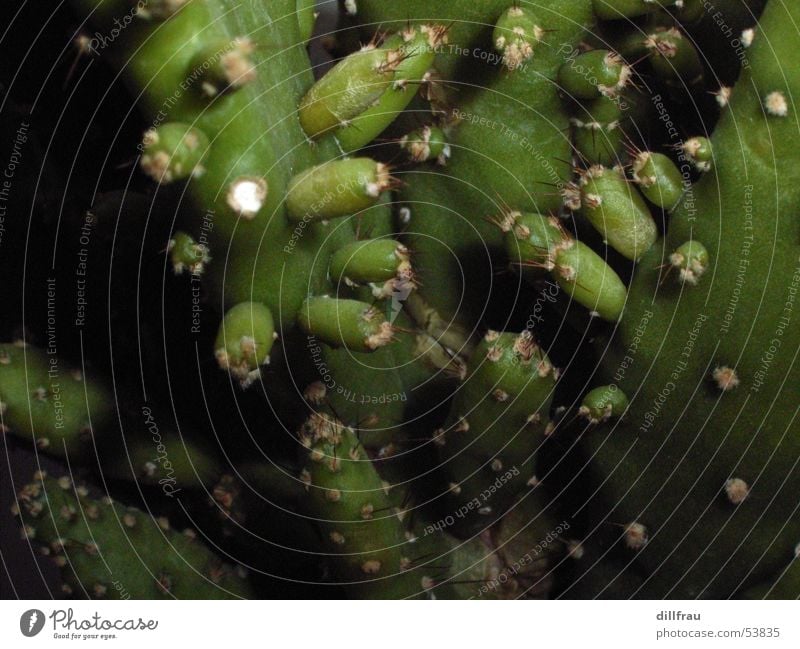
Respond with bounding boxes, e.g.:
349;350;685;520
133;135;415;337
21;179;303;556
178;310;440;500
2;0;797;601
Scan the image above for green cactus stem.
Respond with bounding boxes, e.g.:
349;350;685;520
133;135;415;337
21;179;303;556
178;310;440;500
681;136;714;172
571;95;626;166
299;413;428;598
353;0;594;335
0;342;111;457
102;432;221;491
296;0;317;42
434;330;556;533
329;238;416;298
47;0;799;603
492;5;545;71
185;37;258;99
668;240;710;286
645;27;704;90
579;0;800;598
442;492;568;599
15;473;251;599
72;0;352;325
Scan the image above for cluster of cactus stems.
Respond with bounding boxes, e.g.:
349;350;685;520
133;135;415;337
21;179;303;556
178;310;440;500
3;0;799;599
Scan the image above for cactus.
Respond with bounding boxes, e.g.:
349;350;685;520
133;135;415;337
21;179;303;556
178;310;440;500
572;0;800;598
645;27;705;92
578;164;659;262
440;492;570;599
5;0;798;601
631;151;686;210
0;342;112;457
579;385;630;425
558;50;631;100
14;473;251;598
502;211;628;321
215;302;276;388
323;26;446;151
433;330;557;534
349;0;800;600
353;0;595;334
298;413;430;599
0;339;223;495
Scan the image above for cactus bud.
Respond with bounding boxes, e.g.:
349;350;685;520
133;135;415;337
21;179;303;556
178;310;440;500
298;297;394;352
334;26;446;152
493;6;545;70
579;165;658;261
681;136;713;172
645;27;704;88
503;211;627;321
140;123;209;184
579;385;630;424
169;232;210;276
558;50;631;99
299;45;403;138
329;239;415;298
215;302;276;388
669;240;709;285
632;151;685;210
399;125;450;165
286;159;393;222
